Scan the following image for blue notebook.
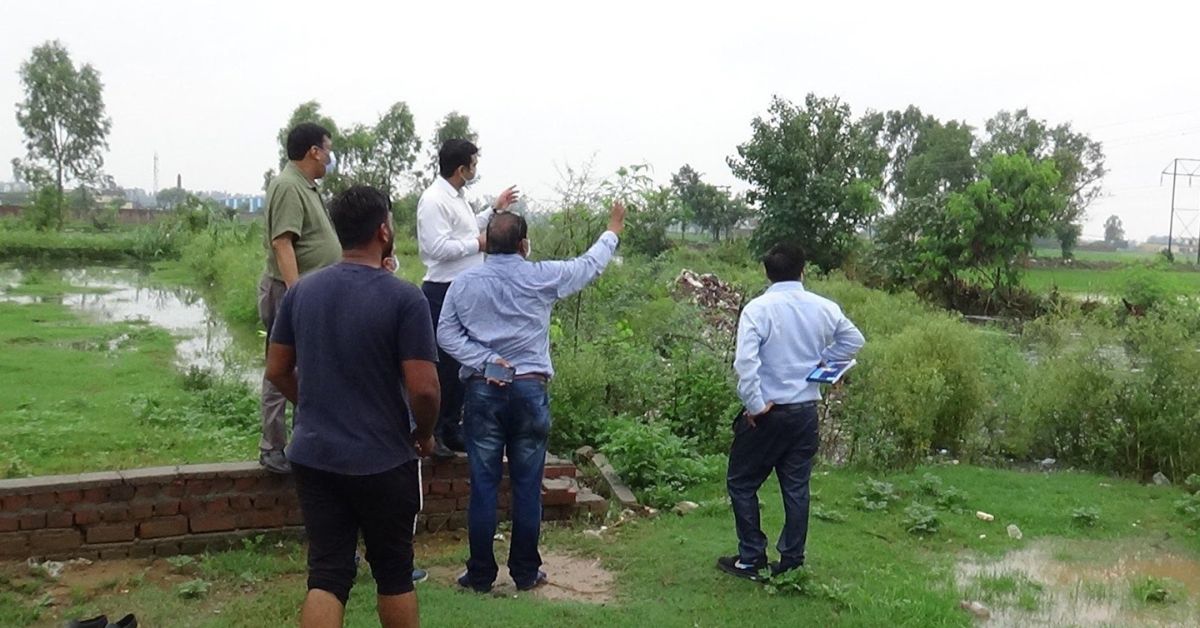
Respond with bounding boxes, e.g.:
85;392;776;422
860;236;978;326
805;360;857;384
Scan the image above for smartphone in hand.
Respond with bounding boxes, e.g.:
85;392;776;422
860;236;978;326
483;362;515;384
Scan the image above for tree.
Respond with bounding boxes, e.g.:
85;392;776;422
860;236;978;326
670;165;750;242
424;111;478;183
979;109;1106;259
882;106;976;206
728;94;887;270
1104;215;1126;246
372;102;421;198
14;40;112;230
917;154;1066;296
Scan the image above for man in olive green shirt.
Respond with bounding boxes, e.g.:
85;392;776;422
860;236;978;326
258;122;342;474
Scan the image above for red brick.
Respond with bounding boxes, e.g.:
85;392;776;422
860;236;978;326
83;488;108;503
99;548;129;560
427;479;451;495
138;516;188;539
434;464;460;479
189;513;237;533
19;513;46;530
238;509;286;529
544;465;577;479
99;506;129;523
209;479;233;493
185;480;210;496
57;490;82;505
179;499;203;515
3;495;29;511
154;500;181;517
284;510;304;526
29;529;82;552
46;511;74;528
542;487;577;507
86;523;135;544
450;480;471;496
0;516;18;532
154;542;181;557
129;503;154;520
108;484;135;501
234;477;258;492
421;480;432;495
74;509;100;526
252;495;277;510
133;485;160;501
0;532;28;557
455;496;471;509
163;482;185;498
229;496;254;511
205;498;230;514
422;499;455;514
28;492;55;510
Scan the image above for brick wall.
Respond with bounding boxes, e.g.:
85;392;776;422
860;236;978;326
0;454;605;561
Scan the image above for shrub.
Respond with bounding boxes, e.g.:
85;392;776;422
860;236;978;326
599;416;721;507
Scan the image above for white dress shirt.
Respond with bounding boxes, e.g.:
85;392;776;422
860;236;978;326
416;177;494;282
734;281;865;415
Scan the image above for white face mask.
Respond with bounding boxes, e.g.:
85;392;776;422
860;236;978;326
322;151;337;177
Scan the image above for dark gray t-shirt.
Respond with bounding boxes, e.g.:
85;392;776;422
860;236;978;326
272;262;437;475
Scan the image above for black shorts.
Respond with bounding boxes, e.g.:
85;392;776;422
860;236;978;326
292;460;422;604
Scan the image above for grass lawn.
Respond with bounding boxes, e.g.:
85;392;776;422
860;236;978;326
1023;266;1200;296
3;466;1197;627
0;275;259;476
1033;248;1159;263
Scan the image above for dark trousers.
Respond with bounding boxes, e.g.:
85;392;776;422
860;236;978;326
461;379;550;588
726;402;820;570
422;281;465;445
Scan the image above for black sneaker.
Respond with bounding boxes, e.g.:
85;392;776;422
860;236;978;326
516;570;548;591
66;616;107;628
768;561;803;578
107;614;138;628
259;450;292;474
716;555;766;581
457;571;492;593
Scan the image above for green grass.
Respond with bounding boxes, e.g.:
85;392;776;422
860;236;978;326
1023;266;1200;295
3;465;1197;627
1033;247;1159;263
0;297;258;476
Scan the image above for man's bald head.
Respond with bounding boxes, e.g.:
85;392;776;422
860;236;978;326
486;212;528;255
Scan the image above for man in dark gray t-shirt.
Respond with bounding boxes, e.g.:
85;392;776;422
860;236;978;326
267;185;439;628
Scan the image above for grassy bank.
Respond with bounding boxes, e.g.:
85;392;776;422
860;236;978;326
3;465;1197;626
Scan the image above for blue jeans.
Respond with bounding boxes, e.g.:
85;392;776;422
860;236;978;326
726;403;820;570
461;378;551;588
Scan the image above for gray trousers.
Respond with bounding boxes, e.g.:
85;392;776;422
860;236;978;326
258;274;289;452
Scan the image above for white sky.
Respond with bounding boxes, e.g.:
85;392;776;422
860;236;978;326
4;0;1200;241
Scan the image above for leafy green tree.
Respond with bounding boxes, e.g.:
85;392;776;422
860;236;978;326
1104;215;1126;246
669;165;747;242
882;107;976;205
979;109;1105;259
729;94;887;270
372;102;421;198
917;153;1066;295
14;40;112;230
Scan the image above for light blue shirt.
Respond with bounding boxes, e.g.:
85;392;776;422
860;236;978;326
734;281;865;415
437;231;620;380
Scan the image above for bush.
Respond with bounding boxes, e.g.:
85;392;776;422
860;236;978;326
599;416;721;507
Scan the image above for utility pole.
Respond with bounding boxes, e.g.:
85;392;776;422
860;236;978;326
1159;158;1200;263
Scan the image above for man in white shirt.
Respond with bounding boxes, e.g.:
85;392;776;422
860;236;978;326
718;243;864;581
416;139;518;458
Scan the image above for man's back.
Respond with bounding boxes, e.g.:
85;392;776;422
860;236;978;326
735;282;864;409
271;263;436;475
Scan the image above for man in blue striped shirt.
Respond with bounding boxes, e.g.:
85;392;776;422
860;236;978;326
718;243;865;581
438;203;625;593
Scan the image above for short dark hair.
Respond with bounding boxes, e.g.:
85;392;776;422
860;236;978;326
762;243;806;283
438;139;479;178
285;123;331;162
486;212;528;254
329;185;391;250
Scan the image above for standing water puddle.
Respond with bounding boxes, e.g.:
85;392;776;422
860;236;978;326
0;266;256;382
957;539;1200;626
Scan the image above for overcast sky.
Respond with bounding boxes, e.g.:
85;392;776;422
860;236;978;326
4;1;1200;241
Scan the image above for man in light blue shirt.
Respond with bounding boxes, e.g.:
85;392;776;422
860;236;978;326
438;202;625;593
718;243;865;581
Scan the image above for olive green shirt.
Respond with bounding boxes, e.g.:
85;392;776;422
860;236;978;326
263;162;341;281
